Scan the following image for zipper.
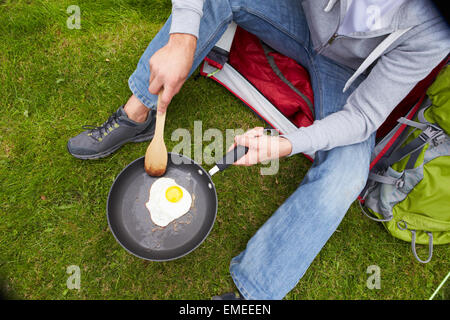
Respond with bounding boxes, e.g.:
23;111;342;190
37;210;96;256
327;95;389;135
317;32;341;54
327;33;338;45
317;0;345;54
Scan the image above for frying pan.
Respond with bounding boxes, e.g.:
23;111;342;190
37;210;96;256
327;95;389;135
107;146;248;261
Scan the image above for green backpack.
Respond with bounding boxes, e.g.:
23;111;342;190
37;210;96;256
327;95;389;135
360;65;450;263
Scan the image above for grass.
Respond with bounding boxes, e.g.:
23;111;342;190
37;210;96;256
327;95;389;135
0;0;449;300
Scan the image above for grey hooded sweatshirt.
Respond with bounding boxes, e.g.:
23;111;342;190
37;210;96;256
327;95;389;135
170;0;450;156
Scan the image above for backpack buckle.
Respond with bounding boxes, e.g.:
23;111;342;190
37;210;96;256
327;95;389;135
431;131;446;147
395;178;405;188
397;220;408;231
395;173;405;188
419;125;445;146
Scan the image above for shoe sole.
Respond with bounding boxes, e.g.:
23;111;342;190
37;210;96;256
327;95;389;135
67;132;155;160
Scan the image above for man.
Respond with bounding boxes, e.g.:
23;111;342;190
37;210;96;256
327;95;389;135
67;0;449;299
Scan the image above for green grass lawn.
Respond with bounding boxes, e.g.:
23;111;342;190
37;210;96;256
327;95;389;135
0;0;449;300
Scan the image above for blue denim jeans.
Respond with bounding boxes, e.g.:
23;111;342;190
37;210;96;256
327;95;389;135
129;0;375;300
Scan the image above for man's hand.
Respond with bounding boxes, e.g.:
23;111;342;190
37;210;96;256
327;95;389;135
228;127;293;166
148;33;197;113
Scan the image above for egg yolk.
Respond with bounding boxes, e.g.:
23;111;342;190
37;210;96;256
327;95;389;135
165;186;183;203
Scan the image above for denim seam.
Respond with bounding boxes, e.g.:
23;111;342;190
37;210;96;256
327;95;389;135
230;267;256;300
231;261;276;300
128;77;156;109
311;59;324;120
231;5;309;50
196;14;233;61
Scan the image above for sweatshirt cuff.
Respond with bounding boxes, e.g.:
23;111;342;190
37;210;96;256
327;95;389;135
170;8;202;39
281;128;314;156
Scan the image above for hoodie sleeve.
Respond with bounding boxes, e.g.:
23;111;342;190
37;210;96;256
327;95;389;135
170;0;205;39
283;17;450;156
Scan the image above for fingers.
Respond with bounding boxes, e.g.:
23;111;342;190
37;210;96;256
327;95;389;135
159;85;177;113
243;127;265;138
148;74;163;97
233;153;256;166
227;127;264;152
227;142;237;153
227;127;264;165
149;72;155;87
233;131;285;166
148;40;194;113
149;60;180;113
234;127;264;148
234;135;257;149
149;76;179;114
233;127;264;145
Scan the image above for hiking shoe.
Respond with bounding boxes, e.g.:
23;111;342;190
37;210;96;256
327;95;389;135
67;106;155;159
211;292;245;300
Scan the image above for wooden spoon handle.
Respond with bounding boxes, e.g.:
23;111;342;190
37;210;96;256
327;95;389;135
144;90;168;176
153;93;166;139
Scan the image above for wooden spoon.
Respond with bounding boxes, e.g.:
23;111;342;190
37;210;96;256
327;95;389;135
144;90;168;176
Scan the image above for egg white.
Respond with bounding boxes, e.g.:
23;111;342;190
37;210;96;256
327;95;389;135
146;177;192;227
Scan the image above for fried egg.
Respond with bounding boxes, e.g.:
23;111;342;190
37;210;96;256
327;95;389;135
146;177;192;227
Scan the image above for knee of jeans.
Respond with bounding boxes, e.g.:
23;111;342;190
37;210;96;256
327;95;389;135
319;145;371;208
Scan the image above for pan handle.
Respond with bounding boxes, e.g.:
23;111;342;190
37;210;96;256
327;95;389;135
208;145;249;176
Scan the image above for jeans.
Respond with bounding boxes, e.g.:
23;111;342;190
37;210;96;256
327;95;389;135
129;0;375;300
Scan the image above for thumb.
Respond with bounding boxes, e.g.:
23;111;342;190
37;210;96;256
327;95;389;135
227;141;237;153
235;134;260;149
157;87;174;113
234;134;251;148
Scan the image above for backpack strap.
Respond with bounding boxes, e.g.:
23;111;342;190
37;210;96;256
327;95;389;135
358;199;393;222
397;117;428;130
404;148;422;170
383;121;445;167
398;221;433;264
417;107;431;124
368;172;405;188
411;230;433;264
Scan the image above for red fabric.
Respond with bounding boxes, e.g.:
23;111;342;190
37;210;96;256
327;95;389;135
228;27;314;128
207;27;447;144
371;93;426;170
204;57;223;70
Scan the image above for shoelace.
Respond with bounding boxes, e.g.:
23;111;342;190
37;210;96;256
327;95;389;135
82;110;120;141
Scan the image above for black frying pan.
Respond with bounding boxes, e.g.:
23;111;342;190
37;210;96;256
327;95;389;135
107;146;248;261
